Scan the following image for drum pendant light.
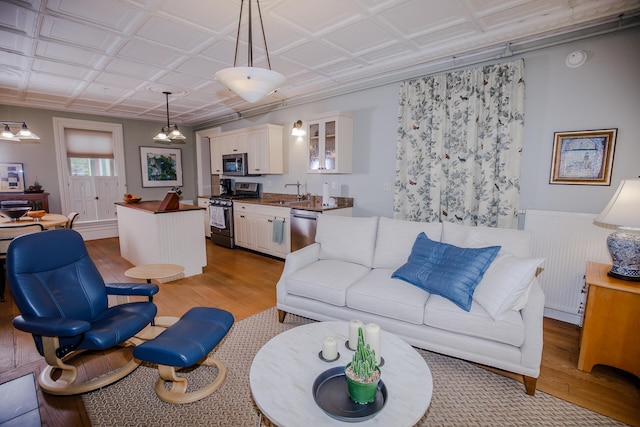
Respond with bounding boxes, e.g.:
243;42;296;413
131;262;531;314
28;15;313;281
215;0;285;103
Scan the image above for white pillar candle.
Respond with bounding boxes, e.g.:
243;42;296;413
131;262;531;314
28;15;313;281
365;323;381;365
349;320;363;349
322;336;338;360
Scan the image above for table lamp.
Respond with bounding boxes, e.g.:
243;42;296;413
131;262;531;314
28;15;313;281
594;178;640;281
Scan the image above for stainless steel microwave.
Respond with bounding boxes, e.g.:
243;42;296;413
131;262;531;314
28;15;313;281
222;153;248;176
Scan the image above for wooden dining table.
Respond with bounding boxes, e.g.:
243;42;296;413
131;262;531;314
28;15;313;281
0;213;69;229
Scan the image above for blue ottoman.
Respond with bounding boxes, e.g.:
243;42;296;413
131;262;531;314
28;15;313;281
133;307;234;403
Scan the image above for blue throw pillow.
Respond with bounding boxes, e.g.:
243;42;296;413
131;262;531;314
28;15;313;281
392;232;500;311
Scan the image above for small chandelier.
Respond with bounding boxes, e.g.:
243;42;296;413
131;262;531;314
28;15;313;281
0;121;40;141
153;91;186;144
215;0;285;103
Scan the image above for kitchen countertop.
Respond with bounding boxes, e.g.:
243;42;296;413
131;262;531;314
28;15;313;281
115;200;204;214
237;193;354;212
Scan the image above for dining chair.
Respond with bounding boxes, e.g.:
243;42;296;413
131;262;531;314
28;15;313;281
0;223;44;302
66;212;79;229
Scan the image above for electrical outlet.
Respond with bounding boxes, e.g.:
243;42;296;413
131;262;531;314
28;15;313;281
331;181;339;190
383;182;391;192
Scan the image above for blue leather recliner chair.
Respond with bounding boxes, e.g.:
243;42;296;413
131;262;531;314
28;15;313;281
7;228;159;395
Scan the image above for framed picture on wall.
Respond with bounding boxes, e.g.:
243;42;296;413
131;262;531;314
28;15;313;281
0;162;25;192
549;128;617;185
140;146;183;188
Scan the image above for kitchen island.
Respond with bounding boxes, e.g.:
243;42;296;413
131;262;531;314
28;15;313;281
116;201;206;278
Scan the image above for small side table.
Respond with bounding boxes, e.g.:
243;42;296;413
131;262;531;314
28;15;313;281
124;264;185;285
578;262;640;378
124;264;184;328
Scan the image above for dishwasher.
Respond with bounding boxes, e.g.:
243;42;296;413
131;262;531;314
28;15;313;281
290;209;321;251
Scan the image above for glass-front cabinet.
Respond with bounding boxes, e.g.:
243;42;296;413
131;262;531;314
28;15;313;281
306;111;353;173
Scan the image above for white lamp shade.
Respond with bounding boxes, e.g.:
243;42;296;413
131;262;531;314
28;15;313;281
168;126;186;140
594;179;640;228
215;66;285;103
16;124;40;140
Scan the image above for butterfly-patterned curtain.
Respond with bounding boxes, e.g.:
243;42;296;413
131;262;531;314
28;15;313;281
394;59;525;229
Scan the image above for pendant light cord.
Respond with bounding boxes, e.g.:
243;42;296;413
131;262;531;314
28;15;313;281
164;91;171;128
256;0;272;70
230;0;272;70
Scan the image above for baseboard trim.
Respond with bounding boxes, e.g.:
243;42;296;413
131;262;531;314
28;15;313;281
543;307;583;326
72;220;119;241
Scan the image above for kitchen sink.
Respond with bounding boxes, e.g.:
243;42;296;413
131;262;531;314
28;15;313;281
269;200;311;206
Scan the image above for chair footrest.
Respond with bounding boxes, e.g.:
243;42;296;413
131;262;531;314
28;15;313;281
133;307;234;367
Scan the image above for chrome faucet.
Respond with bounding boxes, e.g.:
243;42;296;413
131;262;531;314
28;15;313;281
285;181;303;200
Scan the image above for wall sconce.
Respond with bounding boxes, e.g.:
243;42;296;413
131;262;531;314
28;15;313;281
292;120;305;136
0;121;41;141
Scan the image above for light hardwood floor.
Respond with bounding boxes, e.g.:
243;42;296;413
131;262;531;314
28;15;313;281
0;237;638;426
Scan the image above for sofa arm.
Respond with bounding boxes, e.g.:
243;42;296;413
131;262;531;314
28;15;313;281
519;278;545;373
276;243;321;303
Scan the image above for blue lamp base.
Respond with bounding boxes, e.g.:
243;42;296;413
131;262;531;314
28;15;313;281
607;230;640;281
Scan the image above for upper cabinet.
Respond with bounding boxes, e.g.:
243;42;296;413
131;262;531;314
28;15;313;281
306;111;353;174
210;124;283;175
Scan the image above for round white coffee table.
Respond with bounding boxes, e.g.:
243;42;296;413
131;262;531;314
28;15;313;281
250;321;432;426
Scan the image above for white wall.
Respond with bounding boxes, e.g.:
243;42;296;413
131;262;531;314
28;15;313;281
0;106;196;214
521;27;640;213
208;26;640;219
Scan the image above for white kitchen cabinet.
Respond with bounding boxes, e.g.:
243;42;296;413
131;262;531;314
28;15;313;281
234;209;255;249
246;125;283;174
234;202;290;258
210;133;245;174
210;124;283;175
306;111;353;173
197;197;211;237
210;142;223;174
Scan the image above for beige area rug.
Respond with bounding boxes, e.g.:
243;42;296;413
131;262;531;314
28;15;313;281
83;307;625;426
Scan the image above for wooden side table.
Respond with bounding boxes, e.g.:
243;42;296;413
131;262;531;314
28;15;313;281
578;262;640;378
123;264;184;328
0;192;50;212
124;263;184;285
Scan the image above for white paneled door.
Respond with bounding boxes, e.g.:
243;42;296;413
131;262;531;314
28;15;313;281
69;176;119;221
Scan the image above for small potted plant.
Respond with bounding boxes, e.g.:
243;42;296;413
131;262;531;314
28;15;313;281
27;177;43;193
344;327;380;404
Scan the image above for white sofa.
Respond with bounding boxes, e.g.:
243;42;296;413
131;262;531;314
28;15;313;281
276;215;545;395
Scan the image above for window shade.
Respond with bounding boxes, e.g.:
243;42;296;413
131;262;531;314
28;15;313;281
65;128;114;158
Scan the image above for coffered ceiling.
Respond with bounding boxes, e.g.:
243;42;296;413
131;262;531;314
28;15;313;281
1;0;639;126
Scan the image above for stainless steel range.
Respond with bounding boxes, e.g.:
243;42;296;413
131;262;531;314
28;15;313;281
209;182;260;248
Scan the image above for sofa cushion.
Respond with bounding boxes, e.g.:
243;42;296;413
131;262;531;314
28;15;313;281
462;231;544;319
424;295;525;347
472;253;544;319
442;222;532;258
392;233;500;311
316;215;379;268
372;217;443;269
346;269;430;324
286;260;371;306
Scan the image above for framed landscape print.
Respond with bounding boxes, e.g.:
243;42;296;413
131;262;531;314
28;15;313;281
0;162;25;192
140;146;183;188
549;129;617;185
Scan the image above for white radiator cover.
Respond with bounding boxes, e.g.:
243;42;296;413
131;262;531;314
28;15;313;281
523;209;612;325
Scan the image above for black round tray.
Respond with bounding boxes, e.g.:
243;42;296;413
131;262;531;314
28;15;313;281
312;366;387;422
